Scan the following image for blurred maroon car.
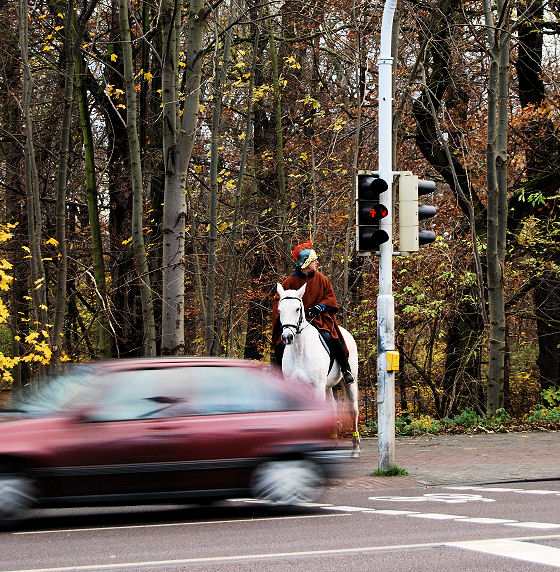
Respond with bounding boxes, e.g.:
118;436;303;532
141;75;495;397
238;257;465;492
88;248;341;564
0;358;346;525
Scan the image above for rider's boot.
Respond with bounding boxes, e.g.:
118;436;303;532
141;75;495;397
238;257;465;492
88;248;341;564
329;336;355;385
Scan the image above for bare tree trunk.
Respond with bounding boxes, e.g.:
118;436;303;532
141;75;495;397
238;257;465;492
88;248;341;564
161;0;208;355
119;0;156;356
18;0;49;374
269;23;290;271
206;1;239;355
485;0;510;412
74;52;112;358
206;5;231;355
2;0;29;389
51;0;76;367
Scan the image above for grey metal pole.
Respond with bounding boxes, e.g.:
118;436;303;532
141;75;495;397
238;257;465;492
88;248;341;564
377;0;398;471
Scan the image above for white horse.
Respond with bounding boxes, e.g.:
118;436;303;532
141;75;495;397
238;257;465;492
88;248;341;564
276;283;360;456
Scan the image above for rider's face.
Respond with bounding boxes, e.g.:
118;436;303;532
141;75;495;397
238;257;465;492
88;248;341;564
301;259;318;275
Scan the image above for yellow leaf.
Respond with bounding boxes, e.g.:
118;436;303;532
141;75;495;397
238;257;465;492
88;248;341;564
45;237;59;246
110;53;118;62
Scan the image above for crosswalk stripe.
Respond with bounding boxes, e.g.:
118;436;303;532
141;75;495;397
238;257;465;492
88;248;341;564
505;522;560;530
457;517;517;524
408;513;466;520
320;504;560;530
447;538;560;567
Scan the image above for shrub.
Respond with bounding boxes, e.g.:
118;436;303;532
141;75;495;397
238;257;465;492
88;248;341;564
451;408;481;428
525;405;560;423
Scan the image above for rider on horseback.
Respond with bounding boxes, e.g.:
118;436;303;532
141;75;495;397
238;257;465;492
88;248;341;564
272;242;355;385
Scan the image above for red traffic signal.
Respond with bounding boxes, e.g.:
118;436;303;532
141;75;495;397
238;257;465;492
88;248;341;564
358;202;389;224
356;173;390;253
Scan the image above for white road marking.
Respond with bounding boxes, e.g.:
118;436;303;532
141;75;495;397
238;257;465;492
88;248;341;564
448;538;560;567
364;509;420;515
13;513;348;535
6;535;560;572
505;522;560;530
368;493;494;504
408;513;467;520
325;504;560;530
322;505;368;512
446;486;523;492
458;517;517;524
446;485;560;495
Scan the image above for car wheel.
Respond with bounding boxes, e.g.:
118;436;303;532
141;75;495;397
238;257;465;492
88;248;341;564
0;469;36;525
251;459;324;505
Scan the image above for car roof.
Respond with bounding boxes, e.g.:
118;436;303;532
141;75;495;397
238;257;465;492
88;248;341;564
84;357;272;373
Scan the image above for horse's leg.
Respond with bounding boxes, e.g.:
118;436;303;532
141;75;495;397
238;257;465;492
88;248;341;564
325;386;339;440
344;381;360;457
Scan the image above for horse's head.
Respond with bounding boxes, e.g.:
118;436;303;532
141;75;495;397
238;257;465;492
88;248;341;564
277;283;307;345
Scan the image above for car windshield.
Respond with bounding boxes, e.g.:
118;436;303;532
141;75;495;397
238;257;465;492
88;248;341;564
11;365;101;415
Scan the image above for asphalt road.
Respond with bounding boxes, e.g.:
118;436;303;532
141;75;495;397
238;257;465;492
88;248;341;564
3;479;560;571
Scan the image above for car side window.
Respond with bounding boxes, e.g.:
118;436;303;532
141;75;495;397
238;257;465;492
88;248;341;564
86;369;193;422
191;367;290;415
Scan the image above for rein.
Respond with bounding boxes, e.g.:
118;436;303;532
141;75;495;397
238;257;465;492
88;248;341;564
279;296;309;335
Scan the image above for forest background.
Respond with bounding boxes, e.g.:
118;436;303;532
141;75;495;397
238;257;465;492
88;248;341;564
0;0;559;428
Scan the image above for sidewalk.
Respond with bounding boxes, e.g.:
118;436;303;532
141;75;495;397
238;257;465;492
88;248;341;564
337;431;560;489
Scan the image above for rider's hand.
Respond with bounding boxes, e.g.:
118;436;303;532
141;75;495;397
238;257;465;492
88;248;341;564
308;304;324;320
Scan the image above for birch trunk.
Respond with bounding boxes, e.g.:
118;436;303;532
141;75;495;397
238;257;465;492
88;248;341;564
161;0;207;355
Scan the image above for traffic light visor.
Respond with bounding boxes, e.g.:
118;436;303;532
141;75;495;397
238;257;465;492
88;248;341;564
357;175;388;200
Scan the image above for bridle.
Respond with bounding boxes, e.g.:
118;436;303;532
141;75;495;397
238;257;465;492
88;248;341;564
279;296;309;336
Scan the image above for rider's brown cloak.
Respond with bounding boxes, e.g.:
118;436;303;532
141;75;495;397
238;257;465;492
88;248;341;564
272;271;346;348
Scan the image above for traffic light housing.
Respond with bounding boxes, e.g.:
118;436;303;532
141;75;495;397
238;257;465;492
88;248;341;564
398;173;437;254
356;172;390;254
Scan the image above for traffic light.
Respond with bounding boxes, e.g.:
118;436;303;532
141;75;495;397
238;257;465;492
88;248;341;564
356;172;390;254
398;173;437;254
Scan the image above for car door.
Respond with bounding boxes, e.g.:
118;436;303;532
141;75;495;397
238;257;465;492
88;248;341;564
43;368;197;498
145;366;300;493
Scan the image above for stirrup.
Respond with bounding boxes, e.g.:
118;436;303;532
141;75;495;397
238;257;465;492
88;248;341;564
342;370;355;384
